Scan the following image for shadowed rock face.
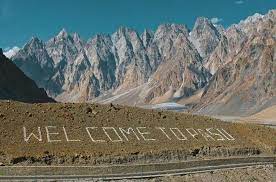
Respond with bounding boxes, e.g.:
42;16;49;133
0;52;55;103
12;38;54;92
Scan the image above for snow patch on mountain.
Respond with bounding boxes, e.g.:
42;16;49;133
4;47;20;58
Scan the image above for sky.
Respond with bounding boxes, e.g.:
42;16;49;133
0;0;275;50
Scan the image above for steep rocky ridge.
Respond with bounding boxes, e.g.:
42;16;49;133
189;17;222;59
195;10;276;116
12;37;54;90
143;24;211;103
0;49;54;103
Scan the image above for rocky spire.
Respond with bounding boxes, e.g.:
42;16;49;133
57;28;68;38
142;29;154;48
189;17;221;59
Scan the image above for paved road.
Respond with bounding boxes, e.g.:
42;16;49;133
0;156;275;180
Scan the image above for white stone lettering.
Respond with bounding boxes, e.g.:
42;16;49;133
156;127;171;140
217;128;235;141
86;127;106;142
206;128;225;141
45;126;61;143
186;128;198;139
103;127;123;142
197;129;215;141
22;126;236;144
136;127;156;141
63;127;81;142
23;127;42;142
170;128;187;140
119;127;140;141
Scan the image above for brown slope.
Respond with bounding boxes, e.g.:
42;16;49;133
0;49;55;103
0;101;275;166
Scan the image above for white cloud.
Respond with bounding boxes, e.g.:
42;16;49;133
235;0;244;4
211;17;223;24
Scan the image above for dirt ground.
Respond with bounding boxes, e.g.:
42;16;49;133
0;101;275;165
113;165;274;182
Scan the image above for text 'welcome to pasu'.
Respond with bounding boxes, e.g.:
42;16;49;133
23;126;235;143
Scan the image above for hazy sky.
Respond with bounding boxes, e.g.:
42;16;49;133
0;0;275;49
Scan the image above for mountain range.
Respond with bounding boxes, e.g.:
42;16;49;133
8;9;276;116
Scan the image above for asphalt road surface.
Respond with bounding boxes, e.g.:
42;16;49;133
0;156;275;181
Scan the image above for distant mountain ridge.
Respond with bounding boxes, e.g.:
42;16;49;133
10;9;276;116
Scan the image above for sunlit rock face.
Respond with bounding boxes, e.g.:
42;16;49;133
143;23;211;103
189;17;222;59
195;10;276;116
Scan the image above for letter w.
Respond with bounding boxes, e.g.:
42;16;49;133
23;127;42;142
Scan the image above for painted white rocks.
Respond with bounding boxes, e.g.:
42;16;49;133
23;126;235;143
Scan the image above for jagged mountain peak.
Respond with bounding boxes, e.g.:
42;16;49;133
116;26;136;34
214;24;225;34
46;29;85;66
26;37;44;49
194;17;212;25
86;34;112;51
142;29;154;39
112;26;142;43
268;9;276;18
92;34;111;41
189;17;221;58
142;29;154;48
239;13;265;25
192;17;220;36
156;23;189;36
72;32;82;42
57;28;69;38
49;29;84;45
143;29;154;35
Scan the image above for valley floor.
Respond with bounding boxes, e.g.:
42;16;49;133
207;105;276;127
